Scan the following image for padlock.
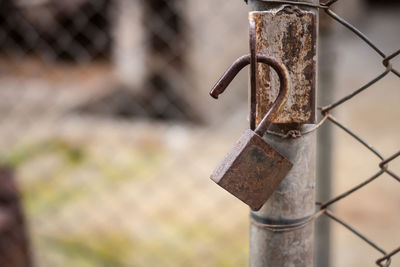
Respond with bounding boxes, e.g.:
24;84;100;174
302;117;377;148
210;54;293;211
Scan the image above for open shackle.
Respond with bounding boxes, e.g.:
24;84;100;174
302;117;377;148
209;53;291;137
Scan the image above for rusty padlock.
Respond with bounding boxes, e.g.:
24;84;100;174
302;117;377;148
210;54;293;211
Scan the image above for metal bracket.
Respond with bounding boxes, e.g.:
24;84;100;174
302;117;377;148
250;8;317;124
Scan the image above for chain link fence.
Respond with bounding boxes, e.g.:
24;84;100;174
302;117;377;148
309;1;400;266
0;0;398;266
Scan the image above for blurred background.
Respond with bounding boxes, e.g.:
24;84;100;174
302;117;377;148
0;0;399;266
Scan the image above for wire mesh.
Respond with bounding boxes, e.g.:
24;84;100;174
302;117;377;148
0;0;398;266
300;1;400;266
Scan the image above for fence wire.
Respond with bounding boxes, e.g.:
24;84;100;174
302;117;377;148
307;1;399;266
0;0;398;266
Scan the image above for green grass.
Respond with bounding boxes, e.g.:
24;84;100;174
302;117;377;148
37;220;248;267
2;138;85;168
41;232;134;267
1;136;247;266
1;137;165;215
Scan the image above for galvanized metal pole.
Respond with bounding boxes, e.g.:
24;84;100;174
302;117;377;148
315;12;335;267
247;1;318;266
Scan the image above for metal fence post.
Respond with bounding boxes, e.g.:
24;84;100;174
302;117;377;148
247;1;318;266
315;12;336;267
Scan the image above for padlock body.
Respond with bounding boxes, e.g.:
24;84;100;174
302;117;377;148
211;129;292;211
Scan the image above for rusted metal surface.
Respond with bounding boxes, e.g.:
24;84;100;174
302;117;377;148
247;0;318;266
250;7;317;124
249;127;316;266
210;54;289;101
211;129;293;211
210;55;292;211
244;1;400;266
249;17;257;130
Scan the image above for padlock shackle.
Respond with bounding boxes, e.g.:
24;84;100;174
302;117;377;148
254;57;290;136
210;54;290;137
210;54;251;99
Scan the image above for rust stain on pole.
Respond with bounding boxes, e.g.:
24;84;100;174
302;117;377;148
248;2;318;267
250;7;317;124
